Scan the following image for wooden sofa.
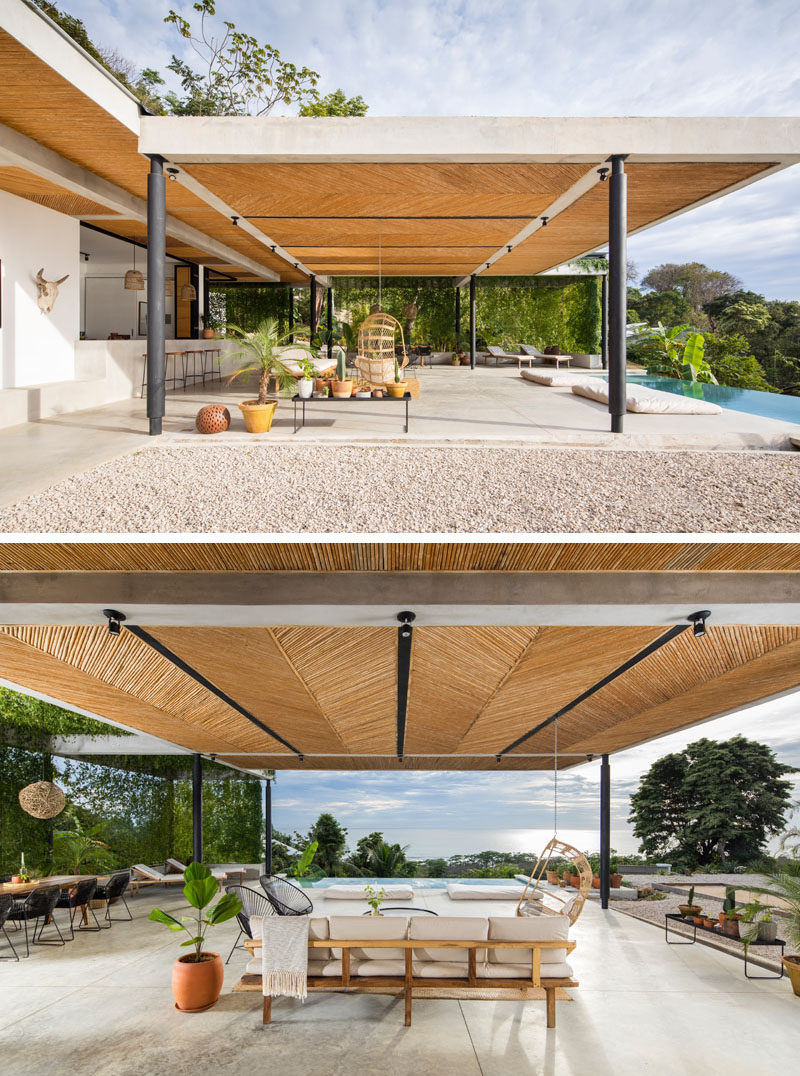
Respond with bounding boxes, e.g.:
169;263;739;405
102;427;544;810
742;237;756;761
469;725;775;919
236;913;577;1028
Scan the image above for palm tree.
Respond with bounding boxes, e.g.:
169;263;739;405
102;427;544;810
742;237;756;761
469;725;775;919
366;840;410;877
225;318;313;403
748;859;800;950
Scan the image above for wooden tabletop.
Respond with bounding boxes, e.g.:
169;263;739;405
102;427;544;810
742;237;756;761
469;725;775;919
0;874;100;897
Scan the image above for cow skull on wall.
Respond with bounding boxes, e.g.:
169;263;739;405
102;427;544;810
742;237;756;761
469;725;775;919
35;268;69;314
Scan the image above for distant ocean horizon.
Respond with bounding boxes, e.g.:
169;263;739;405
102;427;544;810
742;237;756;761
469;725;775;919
343;826;641;860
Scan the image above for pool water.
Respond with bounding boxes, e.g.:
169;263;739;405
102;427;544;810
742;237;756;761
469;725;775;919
312;877;525;890
628;374;800;424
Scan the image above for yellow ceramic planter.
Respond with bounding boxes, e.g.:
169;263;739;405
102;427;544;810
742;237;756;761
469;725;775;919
386;382;408;398
238;400;277;433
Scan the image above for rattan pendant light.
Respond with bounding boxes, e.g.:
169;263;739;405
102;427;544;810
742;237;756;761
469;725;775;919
124;245;144;290
18;780;66;819
180;281;197;300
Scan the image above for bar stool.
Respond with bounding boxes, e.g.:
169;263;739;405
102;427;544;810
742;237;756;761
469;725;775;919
183;348;206;389
202;347;221;385
140;351;186;397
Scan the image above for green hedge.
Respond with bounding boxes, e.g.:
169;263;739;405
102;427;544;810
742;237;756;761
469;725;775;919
208;272;603;353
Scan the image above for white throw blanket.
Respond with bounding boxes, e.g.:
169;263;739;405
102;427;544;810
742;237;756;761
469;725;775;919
261;916;309;1000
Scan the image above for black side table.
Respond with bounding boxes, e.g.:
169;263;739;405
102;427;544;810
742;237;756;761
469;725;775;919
664;913;785;979
292;392;410;434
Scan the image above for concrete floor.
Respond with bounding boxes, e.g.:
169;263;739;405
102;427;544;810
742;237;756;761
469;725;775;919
0;365;796;509
1;885;798;1075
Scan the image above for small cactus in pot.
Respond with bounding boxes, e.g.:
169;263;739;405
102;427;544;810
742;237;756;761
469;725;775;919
332;346;353;398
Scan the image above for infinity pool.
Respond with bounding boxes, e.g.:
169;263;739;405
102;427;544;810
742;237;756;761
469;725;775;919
628;374;800;424
312;877;525;890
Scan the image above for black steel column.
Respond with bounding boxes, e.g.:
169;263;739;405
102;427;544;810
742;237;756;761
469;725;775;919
192;753;203;864
264;777;273;876
146;155;166;436
327;286;333;340
469;275;476;369
601;271;608;371
455;286;461;351
309;275;318;338
600;754;610;909
608;155;627;432
288;287;294;342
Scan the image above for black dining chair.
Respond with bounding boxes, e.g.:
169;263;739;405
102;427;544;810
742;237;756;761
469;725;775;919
0;895;20;961
56;877;100;938
92;870;132;926
224;884;275;964
7;885;64;957
259;875;314;916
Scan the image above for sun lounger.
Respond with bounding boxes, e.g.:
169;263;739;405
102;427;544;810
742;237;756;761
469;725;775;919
572;380;722;414
446;884;526;900
484;345;532;369
275;346;338;379
320;884;415;900
521;369;597;388
520;344;570;367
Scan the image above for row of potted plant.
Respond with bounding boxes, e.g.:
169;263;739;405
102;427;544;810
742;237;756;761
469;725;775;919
677;885;779;942
544;862;623;889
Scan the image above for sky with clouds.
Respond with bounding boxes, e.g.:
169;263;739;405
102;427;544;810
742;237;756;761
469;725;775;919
65;0;800;297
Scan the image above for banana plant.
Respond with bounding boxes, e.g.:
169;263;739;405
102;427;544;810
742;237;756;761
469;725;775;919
682;332;718;384
288;839;323;881
149;863;241;963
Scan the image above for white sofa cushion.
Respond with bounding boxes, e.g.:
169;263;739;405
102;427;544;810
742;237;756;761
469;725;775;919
446;884;524;900
409;915;487;963
323;884;414;900
487;915;569;965
246;956;338;976
354;958;407;977
479;960;574;979
329;914;408;960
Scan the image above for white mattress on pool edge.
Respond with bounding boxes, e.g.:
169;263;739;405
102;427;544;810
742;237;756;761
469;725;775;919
520;369;597;388
447;884;524;900
572;380;722;414
322;884;414;900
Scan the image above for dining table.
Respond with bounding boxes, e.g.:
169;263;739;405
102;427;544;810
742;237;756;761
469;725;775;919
0;874;109;924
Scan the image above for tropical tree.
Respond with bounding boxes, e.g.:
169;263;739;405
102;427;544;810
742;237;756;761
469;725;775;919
629;736;795;869
304;813;348;876
638;323;717;383
162;0;319;115
300;89;368;116
364;840;410;877
641;263;741;313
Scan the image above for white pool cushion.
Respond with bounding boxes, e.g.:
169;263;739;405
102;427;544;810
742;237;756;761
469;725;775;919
321;884;414;901
521;369;597;388
446;884;525;900
572;380;722;414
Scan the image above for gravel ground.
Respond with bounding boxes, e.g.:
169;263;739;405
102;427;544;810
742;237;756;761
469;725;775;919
1;443;799;533
611;875;797;971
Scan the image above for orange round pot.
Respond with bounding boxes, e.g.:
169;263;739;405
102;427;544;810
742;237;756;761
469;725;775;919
202;328;215;339
569;875;579;888
238;400;277;433
10;875;22;885
332;379;353;399
609;873;623;889
783;955;800;997
172;952;224;1013
591;876;601;890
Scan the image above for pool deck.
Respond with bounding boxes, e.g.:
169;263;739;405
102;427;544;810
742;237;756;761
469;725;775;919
1;885;799;1075
0;366;796;510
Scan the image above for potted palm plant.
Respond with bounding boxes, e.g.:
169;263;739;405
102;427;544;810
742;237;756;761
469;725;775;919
226;318;311;433
749;862;800;994
149;863;241;1012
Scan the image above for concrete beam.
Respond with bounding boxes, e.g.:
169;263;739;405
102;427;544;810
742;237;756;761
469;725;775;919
139;115;800;164
1;571;798;626
0;123;279;282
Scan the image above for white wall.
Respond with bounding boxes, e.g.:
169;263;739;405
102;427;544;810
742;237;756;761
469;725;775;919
0;189;79;389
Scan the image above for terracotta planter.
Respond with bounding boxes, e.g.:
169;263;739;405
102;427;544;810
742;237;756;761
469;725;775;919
372;389;383;398
783;955;800;996
703;918;716;930
314;377;331;393
10;875;22;885
172;952;224;1013
569;876;579;889
693;916;704;926
238;400;277;433
721;916;740;939
678;904;702;919
332;379;353;399
609;873;623;889
545;871;559;885
202;328;215;339
386;381;408;398
592;876;601;890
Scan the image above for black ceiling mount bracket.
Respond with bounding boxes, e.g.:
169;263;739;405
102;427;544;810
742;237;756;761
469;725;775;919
102;608;126;636
396;611;416;758
688;610;712;637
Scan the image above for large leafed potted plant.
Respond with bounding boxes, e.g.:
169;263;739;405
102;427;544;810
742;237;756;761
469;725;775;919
149;862;242;1012
226;318;311;433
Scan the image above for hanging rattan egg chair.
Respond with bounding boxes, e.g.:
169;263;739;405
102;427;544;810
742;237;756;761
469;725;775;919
515;837;593;925
354;311;408;386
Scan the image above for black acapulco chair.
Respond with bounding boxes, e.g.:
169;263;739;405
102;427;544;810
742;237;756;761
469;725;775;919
224;884;275;964
0;894;20;961
7;885;65;957
92;870;133;926
55;877;101;938
259;875;314;916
